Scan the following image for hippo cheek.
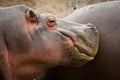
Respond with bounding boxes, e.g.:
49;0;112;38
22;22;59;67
56;20;99;67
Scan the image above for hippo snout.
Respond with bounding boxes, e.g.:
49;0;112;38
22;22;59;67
56;20;99;67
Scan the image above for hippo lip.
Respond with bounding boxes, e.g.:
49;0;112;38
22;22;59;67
71;42;93;60
73;42;94;60
74;42;92;57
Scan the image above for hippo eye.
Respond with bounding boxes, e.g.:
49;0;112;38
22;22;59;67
46;16;57;29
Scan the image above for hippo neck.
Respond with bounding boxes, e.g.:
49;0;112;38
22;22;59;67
8;52;46;80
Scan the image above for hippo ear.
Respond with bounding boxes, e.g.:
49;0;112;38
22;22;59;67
26;9;38;23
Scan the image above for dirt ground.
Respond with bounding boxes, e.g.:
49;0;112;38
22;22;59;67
0;0;116;18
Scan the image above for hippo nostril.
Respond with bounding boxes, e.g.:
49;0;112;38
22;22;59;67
87;23;98;36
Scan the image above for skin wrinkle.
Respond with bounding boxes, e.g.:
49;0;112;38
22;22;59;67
1;31;13;80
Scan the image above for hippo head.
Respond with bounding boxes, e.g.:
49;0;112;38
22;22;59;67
31;13;99;68
0;5;99;80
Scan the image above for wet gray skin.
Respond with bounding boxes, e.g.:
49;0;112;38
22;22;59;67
0;5;99;80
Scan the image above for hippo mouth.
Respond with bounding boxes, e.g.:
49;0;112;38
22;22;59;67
60;31;94;61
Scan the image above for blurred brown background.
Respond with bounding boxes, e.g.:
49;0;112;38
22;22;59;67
0;0;117;18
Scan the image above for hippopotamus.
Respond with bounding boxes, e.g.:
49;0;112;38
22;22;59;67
0;5;98;80
42;1;120;80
